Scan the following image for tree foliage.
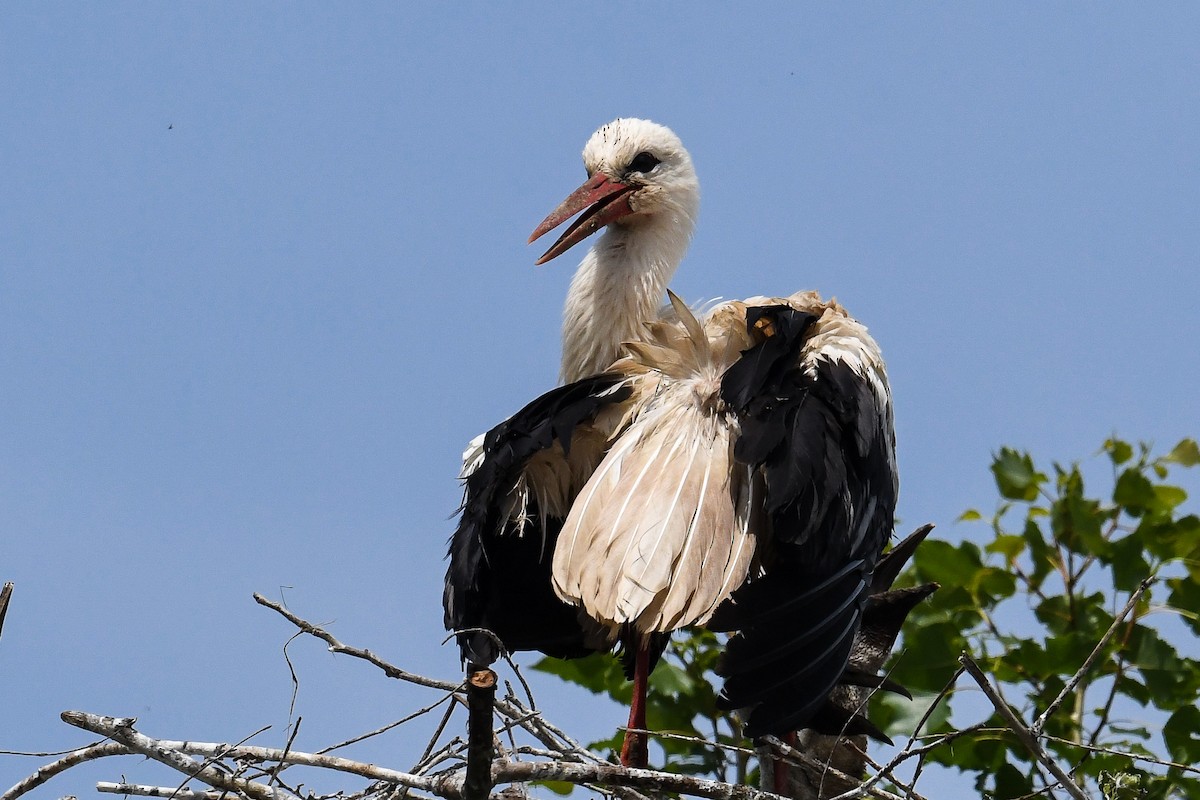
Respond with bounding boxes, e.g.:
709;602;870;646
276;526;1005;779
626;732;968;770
538;437;1200;798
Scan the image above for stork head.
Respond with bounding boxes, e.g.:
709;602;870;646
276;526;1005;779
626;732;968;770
529;118;700;265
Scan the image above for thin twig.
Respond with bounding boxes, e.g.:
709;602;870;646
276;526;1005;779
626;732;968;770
1032;576;1154;735
321;693;457;756
270;715;303;788
500;683;521;755
414;698;461;772
0;582;13;640
1040;733;1200;776
256;595;593;763
761;736;904;800
254;593;458;692
830;667;962;800
502;656;536;712
838;741;930;800
0;741;109;758
1009;559;1050;604
499;695;604;764
622;728;755;758
959;655;1088;800
414;736;467;774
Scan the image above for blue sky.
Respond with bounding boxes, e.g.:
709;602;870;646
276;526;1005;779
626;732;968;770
2;5;1198;797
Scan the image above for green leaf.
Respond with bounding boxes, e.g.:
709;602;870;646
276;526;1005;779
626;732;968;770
1167;576;1200;635
1023;517;1055;587
1051;471;1110;556
924;725;1012;772
1163;705;1200;764
1046;630;1110;672
1163;438;1200;467
648;659;695;697
996;639;1053;678
874;691;952;738
1171;514;1200;560
972;566;1017;604
1127;625;1194;705
985;533;1026;560
1108;722;1152;740
1105;437;1134;465
914;539;984;586
532;653;627;699
1114;468;1156;515
1117;672;1151;706
533;781;576;796
1033;595;1073;636
1153;484;1188;512
992;760;1034;799
1109;532;1152;591
958;508;984;522
889;620;967;692
992;448;1046;501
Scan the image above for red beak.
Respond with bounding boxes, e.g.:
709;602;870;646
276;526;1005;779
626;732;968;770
528;173;636;265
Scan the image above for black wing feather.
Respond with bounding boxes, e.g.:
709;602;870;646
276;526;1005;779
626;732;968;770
443;374;631;667
713;305;896;739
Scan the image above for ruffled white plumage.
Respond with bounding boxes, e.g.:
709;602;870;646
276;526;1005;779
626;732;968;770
552;296;760;637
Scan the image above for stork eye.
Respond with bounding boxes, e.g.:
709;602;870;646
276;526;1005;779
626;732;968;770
627;151;661;174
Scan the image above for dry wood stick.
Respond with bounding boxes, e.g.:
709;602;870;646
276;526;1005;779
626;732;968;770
465;669;497;800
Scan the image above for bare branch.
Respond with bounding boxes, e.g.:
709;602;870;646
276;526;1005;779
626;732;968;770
1032;575;1154;736
96;782;231;799
47;710;815;800
1;741;129;800
497;695;605;765
254;594;602;765
60;712;298;800
19;574;1167;800
487;761;793;800
254;593;459;692
959;655;1088;800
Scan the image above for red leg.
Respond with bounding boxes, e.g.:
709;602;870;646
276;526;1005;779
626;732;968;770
773;730;799;796
619;641;650;768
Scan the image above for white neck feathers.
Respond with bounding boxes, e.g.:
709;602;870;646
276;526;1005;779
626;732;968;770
560;209;695;383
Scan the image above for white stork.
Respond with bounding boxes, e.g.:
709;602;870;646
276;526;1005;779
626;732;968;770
444;119;902;769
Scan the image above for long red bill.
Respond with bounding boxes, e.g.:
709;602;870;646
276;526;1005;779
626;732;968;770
528;173;635;265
